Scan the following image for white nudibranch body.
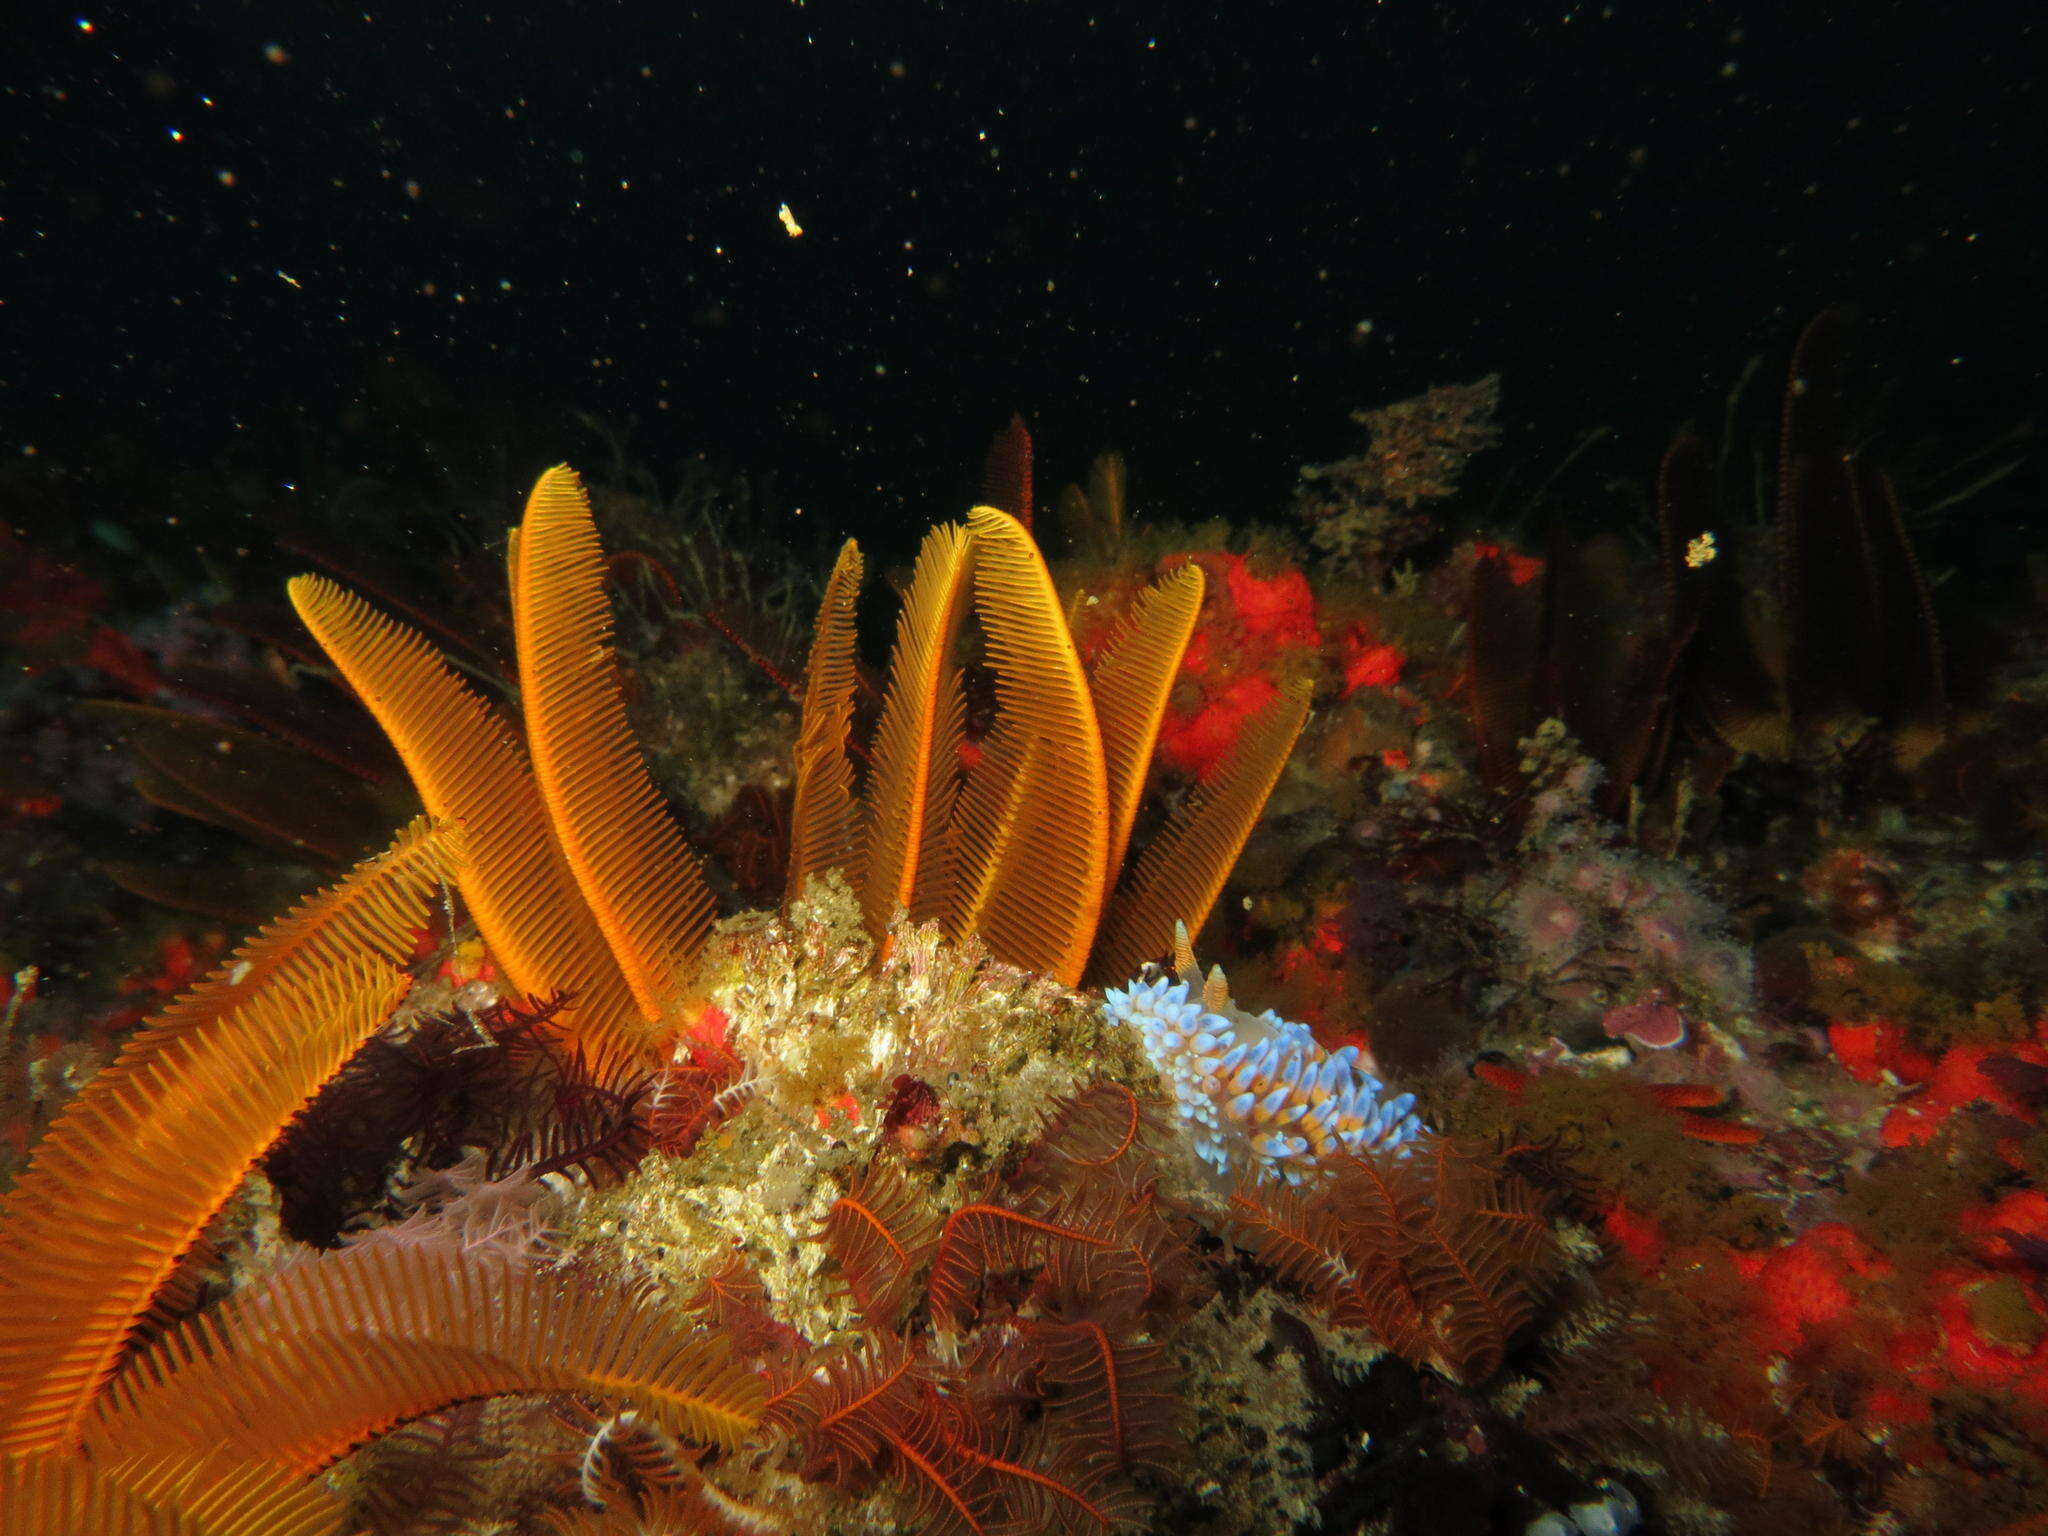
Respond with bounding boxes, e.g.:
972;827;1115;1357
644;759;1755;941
1101;929;1424;1185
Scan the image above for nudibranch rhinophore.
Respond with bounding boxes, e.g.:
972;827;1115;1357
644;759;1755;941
1102;924;1424;1184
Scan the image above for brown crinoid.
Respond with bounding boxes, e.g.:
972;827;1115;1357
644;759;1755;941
289;467;1309;1082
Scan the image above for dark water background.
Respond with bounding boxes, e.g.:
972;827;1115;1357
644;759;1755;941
6;1;2041;573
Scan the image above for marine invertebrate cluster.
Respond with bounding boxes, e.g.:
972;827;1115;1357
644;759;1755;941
1441;835;2048;1535
1103;924;1422;1184
13;305;2046;1534
0;457;1345;1532
578;884;1590;1534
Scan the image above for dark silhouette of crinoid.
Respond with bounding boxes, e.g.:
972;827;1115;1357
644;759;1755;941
1459;310;1950;843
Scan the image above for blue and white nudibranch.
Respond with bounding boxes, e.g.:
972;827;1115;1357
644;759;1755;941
1102;923;1425;1184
